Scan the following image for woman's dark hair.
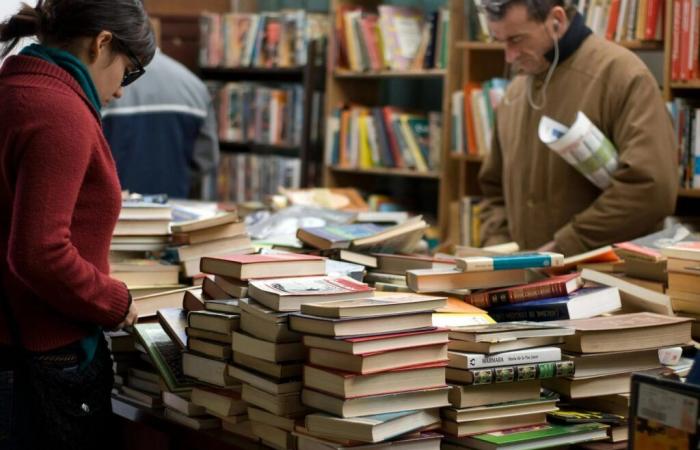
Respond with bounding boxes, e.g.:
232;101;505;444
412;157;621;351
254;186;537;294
0;0;156;64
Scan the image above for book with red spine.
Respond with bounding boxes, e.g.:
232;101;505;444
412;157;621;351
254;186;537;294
644;0;662;39
672;0;683;80
466;274;583;309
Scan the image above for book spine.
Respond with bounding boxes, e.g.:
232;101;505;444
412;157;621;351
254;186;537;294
488;303;571;323
459;253;564;272
464;347;561;369
470;280;570;308
466;360;575;385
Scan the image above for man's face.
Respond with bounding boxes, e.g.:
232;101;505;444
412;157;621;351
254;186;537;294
487;4;554;75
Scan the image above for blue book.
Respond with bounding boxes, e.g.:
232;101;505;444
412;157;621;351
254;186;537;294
457;252;565;272
488;287;621;322
297;223;386;250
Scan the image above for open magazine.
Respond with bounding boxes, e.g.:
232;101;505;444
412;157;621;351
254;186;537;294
538;111;618;189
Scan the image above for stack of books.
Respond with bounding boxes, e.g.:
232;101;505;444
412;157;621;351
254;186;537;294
111;199;172;250
366;253;454;292
290;292;451;448
542;313;692;447
443;322;575;439
110;199;180;299
192;253;329;448
660;242;700;332
169;211;254;278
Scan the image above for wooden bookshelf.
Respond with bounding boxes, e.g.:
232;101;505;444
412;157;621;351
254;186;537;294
323;0;447;222
670;81;700;90
449;153;485;162
200;41;324;188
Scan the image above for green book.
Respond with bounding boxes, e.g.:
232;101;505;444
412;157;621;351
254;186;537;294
132;322;194;393
445;422;608;450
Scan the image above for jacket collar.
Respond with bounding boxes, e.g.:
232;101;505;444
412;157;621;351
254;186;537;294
544;12;592;64
0;55;102;124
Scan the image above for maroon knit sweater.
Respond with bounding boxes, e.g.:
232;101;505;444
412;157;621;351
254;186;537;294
0;55;129;351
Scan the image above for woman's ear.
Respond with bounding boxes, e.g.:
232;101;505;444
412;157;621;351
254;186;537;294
89;30;114;63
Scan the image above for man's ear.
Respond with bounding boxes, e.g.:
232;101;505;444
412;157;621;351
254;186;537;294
89;30;114;63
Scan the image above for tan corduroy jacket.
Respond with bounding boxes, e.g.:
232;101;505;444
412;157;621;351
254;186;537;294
478;34;678;256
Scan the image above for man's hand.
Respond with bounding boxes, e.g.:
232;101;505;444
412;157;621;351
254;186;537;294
537;240;558;252
115;302;138;330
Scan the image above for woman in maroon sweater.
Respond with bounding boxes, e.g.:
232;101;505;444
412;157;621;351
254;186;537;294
0;1;155;448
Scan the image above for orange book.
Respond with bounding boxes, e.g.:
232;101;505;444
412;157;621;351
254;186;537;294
463;83;480;156
605;0;622;40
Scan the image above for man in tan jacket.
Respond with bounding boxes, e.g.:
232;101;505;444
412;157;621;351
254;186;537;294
478;0;677;256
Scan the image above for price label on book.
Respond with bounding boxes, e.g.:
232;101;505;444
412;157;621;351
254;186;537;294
638;383;698;433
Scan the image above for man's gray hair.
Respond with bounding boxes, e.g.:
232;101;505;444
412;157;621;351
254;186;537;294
480;0;567;21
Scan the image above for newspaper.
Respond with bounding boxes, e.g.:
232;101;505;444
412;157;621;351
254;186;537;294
538;111;618;189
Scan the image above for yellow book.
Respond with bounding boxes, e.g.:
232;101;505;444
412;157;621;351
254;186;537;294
635;0;648;40
358;110;374;168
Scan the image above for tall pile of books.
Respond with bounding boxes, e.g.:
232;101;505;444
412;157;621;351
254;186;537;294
442;323;575;442
542;313;692;447
333;5;450;71
198;252;328;448
325;105;442;172
291;292;450;449
199;11;329;68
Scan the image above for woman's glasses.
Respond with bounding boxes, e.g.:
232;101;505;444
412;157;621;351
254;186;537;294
115;38;145;87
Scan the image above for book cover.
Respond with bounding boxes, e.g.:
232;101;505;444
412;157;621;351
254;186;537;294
457;422;609;447
132;323;194;393
450;360;576;385
457;252;565;272
249;275;372;298
486;287;622;322
298;223;386;248
467;273;583;308
448;346;562;369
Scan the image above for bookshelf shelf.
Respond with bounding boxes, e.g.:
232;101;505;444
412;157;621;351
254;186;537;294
450;153;485;162
670;81;700;90
219;141;300;155
199;66;305;82
333;69;446;79
328;166;441;179
678;188;700;198
455;41;504;50
619;40;664;50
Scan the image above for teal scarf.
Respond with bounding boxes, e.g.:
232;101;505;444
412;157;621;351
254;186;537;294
20;43;103;369
20;43;102;113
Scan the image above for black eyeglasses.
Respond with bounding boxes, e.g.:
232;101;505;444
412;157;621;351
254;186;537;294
115;38;145;87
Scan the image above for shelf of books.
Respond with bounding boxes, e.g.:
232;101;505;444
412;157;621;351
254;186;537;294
323;0;450;225
678;188;700;198
199;10;329;198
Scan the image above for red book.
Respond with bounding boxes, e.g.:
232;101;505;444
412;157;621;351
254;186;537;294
360;15;382;71
303;362;447;398
199;253;326;280
672;0;683;80
466;273;584;309
381;107;405;168
644;0;662;40
606;0;622;41
680;0;692;81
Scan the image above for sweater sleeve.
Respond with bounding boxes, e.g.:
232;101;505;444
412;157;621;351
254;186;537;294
478;114;512;246
7;103;129;328
554;70;678;254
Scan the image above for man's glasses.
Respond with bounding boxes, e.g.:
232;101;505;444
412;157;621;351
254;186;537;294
115;38;145;87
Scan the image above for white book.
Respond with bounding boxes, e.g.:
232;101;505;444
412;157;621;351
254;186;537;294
447;346;562;369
